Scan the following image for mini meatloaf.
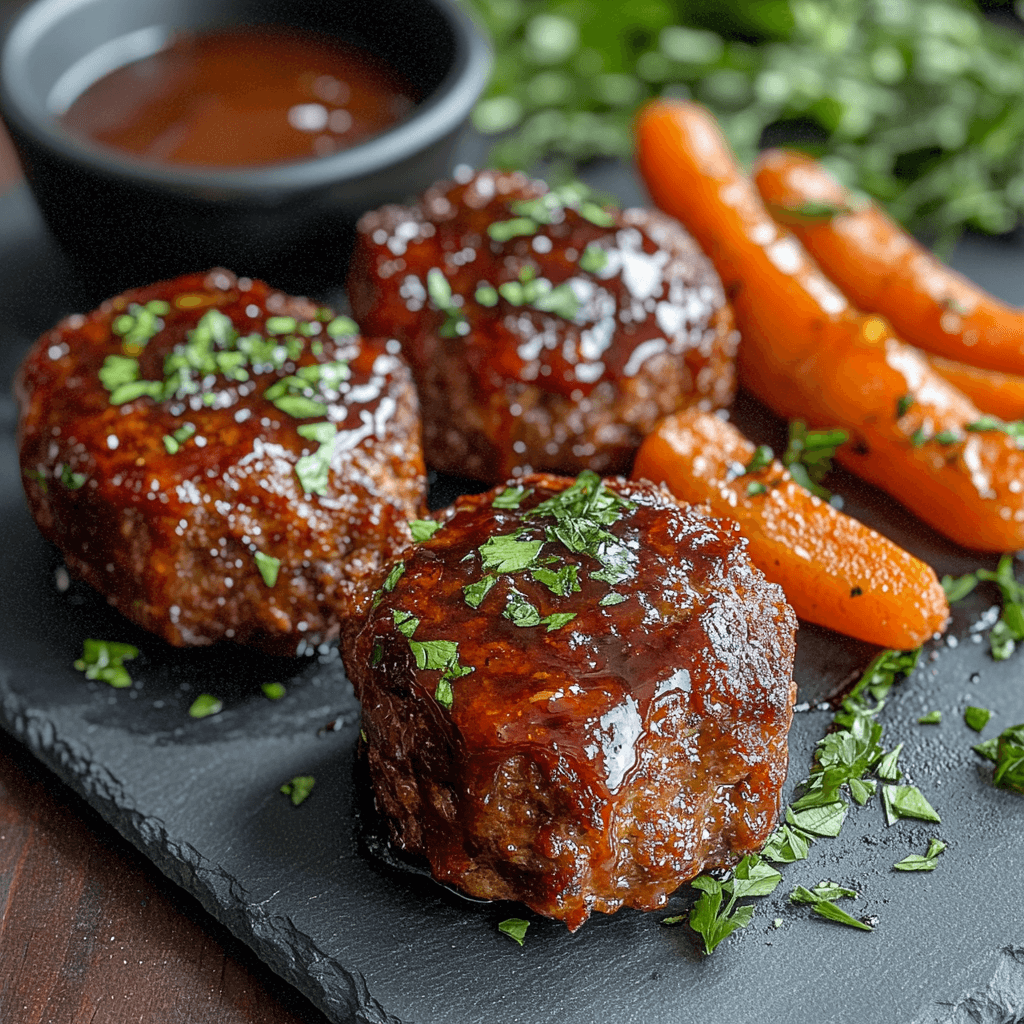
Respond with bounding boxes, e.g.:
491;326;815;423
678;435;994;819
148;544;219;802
345;471;797;930
17;268;425;653
348;169;738;482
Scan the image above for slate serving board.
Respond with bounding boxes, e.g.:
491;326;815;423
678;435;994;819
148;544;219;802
1;154;1023;1024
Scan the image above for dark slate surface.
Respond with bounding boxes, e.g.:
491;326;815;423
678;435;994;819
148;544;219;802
1;159;1023;1024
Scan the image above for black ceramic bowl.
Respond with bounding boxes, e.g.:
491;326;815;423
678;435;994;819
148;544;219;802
0;0;491;297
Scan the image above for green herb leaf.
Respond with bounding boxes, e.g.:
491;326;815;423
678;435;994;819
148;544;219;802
810;900;873;931
918;710;942;725
393;608;420;638
941;572;979;602
189;694;223;719
493;485;532;509
743;445;774;475
261;682;286;700
882;784;941;825
783;420;847;500
503;590;542;627
408;639;460;672
894;838;946;872
579;243;609;273
326;316;358;338
541;612;577;631
688;881;754;955
964;706;992;733
59;463;86;490
530;564;580;597
498;918;530;945
875;743;903;782
488;217;537;241
74;638;139;689
761;824;812;864
975;554;1024;660
254;551;281;587
280;775;315;806
475;284;499;307
294;423;337;496
786;801;847;838
599;592;626;607
746;481;768;496
463;574;498;609
410;519;441;542
992;723;1024;793
479;534;545;573
974;737;999;762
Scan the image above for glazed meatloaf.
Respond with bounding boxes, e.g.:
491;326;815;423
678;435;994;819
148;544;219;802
345;471;797;930
348;169;738;482
17;268;425;653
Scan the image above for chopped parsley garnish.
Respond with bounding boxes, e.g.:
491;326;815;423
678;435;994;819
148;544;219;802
894;838;946;872
463;574;498;608
778;200;852;221
762;648;919;861
427;268;469;338
74;639;139;689
966;415;1024;444
599;592;626;607
934;429;961;445
671;855;782;954
743;445;774;475
991;723;1024;794
529;564;580;597
896;394;914;418
294;422;337;496
498;918;530;945
488;217;537;241
943;554;1024;659
188;693;223;719
578;243;608;273
162;421;196;454
254;551;281;587
790;884;873;931
261;682;286;700
410;519;441;542
280;775;315;806
783;420;848;502
393;608;421;638
503;589;542;627
918;710;942;725
746;481;768;497
964;706;991;733
882;784;941;825
326;316;358;338
111;300;167;353
479;534;545;573
59;463;86;490
492;485;532;509
474;283;499;307
542;612;577;632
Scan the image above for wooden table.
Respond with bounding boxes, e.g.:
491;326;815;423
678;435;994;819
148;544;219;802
0;127;331;1024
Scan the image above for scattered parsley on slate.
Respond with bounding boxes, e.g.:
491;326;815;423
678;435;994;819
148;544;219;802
261;682;286;701
74;639;139;689
188;694;223;719
280;775;316;806
668;854;782;954
964;706;992;733
498;918;530;945
893;838;946;872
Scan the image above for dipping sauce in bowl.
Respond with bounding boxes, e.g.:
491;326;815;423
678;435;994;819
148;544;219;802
60;27;420;168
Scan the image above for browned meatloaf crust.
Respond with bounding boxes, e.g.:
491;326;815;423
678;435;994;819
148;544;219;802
348;169;738;483
16;268;426;654
344;471;797;930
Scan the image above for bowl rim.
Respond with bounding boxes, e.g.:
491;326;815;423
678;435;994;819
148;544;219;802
0;0;492;193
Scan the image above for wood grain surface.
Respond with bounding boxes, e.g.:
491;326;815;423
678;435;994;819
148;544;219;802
0;736;331;1024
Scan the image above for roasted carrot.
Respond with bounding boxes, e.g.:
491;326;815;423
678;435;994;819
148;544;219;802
924;353;1024;423
633;409;948;648
752;147;1024;377
635;99;1024;552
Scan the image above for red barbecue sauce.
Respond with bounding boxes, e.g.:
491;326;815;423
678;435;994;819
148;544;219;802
60;27;418;168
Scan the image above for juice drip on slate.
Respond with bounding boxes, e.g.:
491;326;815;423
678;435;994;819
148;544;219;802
61;27;419;168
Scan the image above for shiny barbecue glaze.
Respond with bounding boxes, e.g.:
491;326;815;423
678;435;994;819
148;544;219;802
17;269;425;653
349;169;737;481
346;473;796;930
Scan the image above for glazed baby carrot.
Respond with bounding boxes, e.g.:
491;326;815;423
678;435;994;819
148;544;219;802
635;98;1024;552
633;409;948;648
924;353;1024;423
752;147;1024;376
